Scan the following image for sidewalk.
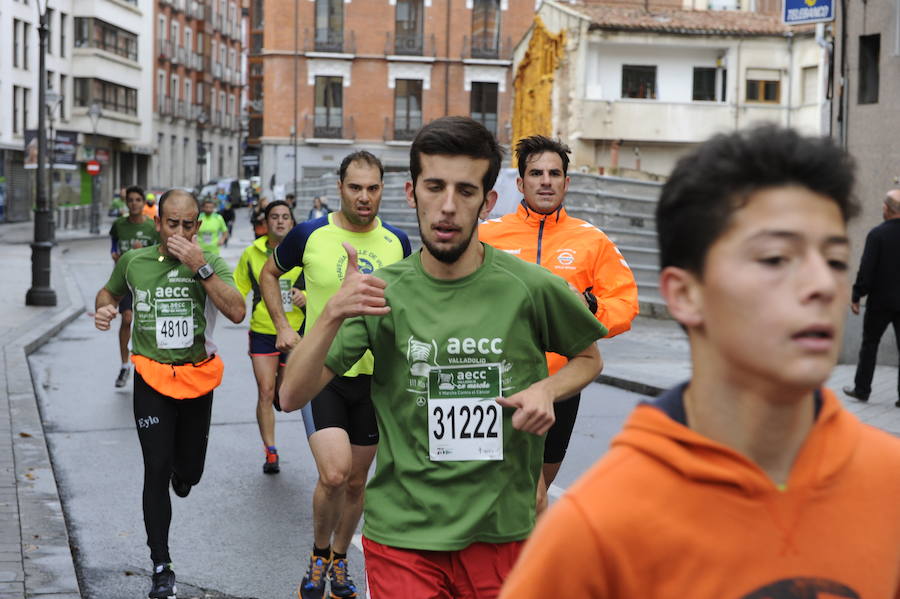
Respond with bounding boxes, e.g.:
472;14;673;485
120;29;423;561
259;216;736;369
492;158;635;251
0;218;898;598
0;218;113;599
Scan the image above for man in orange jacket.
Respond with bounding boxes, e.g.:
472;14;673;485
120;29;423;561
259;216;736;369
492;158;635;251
480;135;638;511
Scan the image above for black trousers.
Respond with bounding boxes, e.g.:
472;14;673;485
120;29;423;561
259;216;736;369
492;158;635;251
853;306;900;397
133;372;213;564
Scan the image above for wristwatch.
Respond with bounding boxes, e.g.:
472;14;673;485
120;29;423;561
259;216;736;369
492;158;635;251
196;263;215;280
582;287;598;315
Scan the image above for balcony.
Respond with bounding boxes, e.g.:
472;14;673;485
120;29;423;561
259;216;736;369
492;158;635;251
233;22;241;40
172;0;185;12
384;31;435;57
462;35;513;61
191;103;204;120
158;39;174;60
383;117;419;142
158;96;173;116
212;110;223;128
215;14;223;32
189;0;205;19
577;99;792;143
175;100;188;119
305;114;355;141
223;114;233;130
313;28;344;53
213;63;223;79
175;46;188;64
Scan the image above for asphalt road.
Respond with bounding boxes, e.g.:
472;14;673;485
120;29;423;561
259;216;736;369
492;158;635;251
28;207;648;598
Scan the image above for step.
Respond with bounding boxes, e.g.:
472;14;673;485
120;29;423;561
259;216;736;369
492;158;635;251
601;226;659;249
618;245;659;268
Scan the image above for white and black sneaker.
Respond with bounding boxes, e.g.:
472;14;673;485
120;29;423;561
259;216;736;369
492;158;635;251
115;367;131;388
149;563;176;599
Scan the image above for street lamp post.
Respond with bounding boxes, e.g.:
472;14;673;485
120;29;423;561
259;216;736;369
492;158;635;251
197;110;208;189
45;90;61;240
26;1;57;306
88;101;102;234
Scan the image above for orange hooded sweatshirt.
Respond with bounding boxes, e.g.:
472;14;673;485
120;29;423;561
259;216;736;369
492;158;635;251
500;385;900;598
480;202;638;374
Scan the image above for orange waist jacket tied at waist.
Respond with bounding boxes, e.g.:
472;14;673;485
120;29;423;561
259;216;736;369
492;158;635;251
131;354;224;399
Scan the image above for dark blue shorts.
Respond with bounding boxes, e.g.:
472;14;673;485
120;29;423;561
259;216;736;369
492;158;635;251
247;330;302;366
301;374;378;446
118;290;133;312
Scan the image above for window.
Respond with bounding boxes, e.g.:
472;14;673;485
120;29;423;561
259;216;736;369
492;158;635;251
73;78;138;115
251;0;263;29
76;18;138;60
314;75;343;137
745;68;780;103
47;9;53;54
196;82;204;104
13;20;20;68
692;67;717;101
60;74;67;119
185;28;192;52
12;86;20;134
23;88;30;130
470;81;498;135
172;21;180;46
171;75;179;99
159;15;166;41
251;33;262;54
395;0;423;55
60;13;67;57
394;79;422;140
858;34;880;105
471;0;500;59
23;22;31;70
801;66;818;104
185;80;192;108
315;0;343;52
622;65;656;99
47;70;54;91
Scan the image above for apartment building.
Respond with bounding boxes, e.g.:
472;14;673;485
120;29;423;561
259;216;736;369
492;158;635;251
1;0;155;222
250;0;534;194
514;0;825;177
153;0;244;190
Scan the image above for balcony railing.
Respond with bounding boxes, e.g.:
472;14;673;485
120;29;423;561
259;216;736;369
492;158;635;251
305;114;355;140
385;31;435;57
158;39;174;60
212;110;223;127
175;100;188;119
191;103;204;120
159;96;173;116
223;114;233;130
189;0;205;19
175;46;187;64
462;35;513;61
233;22;241;40
215;14;223;31
213;63;223;79
172;0;185;12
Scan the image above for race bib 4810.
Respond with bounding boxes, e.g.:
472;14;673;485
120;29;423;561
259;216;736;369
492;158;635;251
155;298;195;349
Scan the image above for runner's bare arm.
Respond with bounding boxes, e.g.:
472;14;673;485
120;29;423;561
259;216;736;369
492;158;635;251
259;255;300;352
496;343;602;435
167;235;246;324
280;243;389;411
94;287;123;331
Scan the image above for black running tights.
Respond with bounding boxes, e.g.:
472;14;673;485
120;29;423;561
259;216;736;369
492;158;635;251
133;371;213;564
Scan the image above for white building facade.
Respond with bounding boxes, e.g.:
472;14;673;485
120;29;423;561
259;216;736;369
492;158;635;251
523;1;827;177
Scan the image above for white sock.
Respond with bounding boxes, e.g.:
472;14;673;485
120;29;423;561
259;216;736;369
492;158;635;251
121;363;131;370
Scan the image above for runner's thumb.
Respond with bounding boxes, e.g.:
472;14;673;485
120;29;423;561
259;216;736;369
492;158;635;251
494;396;519;409
342;242;360;275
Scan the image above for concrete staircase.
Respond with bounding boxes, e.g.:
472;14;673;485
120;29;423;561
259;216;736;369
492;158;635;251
296;171;667;316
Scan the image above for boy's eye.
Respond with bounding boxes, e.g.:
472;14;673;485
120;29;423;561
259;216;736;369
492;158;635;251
759;256;787;266
828;259;848;271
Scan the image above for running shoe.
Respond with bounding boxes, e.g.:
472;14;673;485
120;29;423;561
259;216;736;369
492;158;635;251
297;553;330;599
328;558;358;598
171;472;191;498
148;563;176;599
263;448;280;474
115;367;131;388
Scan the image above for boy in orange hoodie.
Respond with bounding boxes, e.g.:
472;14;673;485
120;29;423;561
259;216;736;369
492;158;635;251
500;125;900;598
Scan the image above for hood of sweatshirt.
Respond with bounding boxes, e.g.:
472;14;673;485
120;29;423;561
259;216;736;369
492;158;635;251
610;382;861;497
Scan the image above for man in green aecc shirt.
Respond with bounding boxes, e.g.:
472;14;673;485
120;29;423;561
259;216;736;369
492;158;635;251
278;116;608;599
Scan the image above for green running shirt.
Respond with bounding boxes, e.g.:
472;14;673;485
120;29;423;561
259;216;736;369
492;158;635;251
197;212;228;255
104;245;236;364
325;244;608;550
273;213;411;377
109;216;159;256
235;235;305;335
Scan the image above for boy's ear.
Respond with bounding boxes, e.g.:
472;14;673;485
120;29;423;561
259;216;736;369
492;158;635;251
659;266;704;328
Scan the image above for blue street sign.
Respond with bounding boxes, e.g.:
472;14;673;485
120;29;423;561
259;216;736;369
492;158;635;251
783;0;835;24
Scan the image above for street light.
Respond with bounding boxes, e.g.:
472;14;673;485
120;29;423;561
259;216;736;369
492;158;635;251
45;89;61;241
26;0;57;306
87;101;102;234
197;110;208;189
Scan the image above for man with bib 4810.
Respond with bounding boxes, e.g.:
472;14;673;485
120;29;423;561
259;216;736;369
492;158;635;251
94;189;245;599
278;117;607;599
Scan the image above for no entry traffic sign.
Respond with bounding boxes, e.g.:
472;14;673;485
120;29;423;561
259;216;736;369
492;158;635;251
86;160;101;176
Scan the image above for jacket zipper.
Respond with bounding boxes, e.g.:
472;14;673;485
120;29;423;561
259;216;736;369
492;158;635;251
536;217;546;265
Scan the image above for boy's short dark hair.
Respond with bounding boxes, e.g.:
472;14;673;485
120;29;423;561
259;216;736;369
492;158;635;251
657;125;859;275
264;199;296;225
125;185;145;201
410;116;504;194
158;188;200;219
339;151;384;182
515;135;571;178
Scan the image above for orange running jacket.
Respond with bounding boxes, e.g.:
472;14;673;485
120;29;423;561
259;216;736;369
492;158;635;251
499;386;900;598
479;202;638;374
